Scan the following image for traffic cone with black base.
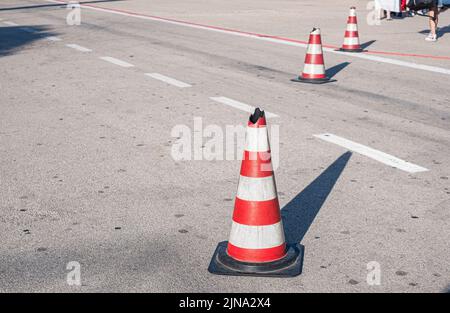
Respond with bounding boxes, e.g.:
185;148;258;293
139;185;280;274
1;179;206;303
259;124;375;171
339;7;363;52
208;108;304;277
292;28;334;84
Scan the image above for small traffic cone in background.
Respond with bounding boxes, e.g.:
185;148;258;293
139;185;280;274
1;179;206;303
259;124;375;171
292;28;334;84
208;108;303;277
340;7;363;52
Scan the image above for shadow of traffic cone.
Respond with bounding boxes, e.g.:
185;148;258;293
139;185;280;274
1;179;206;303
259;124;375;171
292;28;335;84
339;7;363;52
208;108;304;277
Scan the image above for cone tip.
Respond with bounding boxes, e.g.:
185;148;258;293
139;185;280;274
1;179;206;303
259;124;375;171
249;108;265;124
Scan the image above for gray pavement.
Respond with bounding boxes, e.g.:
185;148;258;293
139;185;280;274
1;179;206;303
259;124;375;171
0;0;449;292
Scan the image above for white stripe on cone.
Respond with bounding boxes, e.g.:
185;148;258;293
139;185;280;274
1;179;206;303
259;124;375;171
344;37;360;45
237;175;277;201
303;63;326;75
229;221;285;249
245;127;270;152
307;44;324;55
346;24;358;31
349;9;357;17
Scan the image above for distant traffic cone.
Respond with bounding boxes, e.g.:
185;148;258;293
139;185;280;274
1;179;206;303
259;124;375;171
208;108;303;277
292;28;334;84
340;7;363;52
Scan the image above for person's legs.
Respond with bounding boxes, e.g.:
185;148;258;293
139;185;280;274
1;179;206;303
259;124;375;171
428;7;438;36
435;6;439;29
386;10;392;20
426;7;439;41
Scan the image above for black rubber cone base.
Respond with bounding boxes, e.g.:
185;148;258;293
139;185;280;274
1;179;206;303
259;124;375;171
337;48;365;53
208;241;304;277
291;76;336;84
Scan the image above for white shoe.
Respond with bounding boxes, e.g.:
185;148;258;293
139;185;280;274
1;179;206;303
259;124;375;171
425;33;437;42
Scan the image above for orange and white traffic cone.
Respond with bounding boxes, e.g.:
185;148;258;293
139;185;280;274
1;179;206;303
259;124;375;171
340;7;363;52
209;108;303;277
292;28;334;84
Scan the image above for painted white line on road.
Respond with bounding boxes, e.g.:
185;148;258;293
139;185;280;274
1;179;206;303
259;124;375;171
210;97;278;119
46;36;62;41
46;0;450;76
144;73;191;88
66;43;92;52
3;21;19;26
331;49;450;76
99;56;134;68
314;133;429;173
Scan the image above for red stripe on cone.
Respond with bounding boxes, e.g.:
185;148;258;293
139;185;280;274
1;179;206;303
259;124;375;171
247;117;266;128
233;198;281;225
342;45;360;50
302;72;326;79
241;151;273;177
227;242;286;263
308;34;322;44
348;16;357;24
344;31;359;38
304;53;324;65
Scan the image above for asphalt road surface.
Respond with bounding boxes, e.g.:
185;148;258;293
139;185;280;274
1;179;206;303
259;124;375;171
0;0;449;292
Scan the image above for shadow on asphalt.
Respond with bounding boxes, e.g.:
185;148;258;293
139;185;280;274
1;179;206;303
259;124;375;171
360;39;376;50
419;25;450;38
0;0;122;11
0;26;58;57
281;151;352;244
326;62;350;79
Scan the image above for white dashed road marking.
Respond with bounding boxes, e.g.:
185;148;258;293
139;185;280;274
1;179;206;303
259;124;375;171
46;36;62;41
210;97;278;119
99;56;134;68
66;44;92;52
144;73;191;88
3;21;19;26
314;133;429;173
